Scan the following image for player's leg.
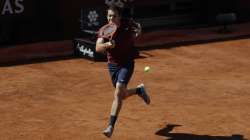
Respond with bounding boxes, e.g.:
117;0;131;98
110;83;126;120
103;82;126;137
103;63;128;137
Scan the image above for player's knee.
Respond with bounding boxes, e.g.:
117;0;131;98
114;91;123;100
114;82;126;99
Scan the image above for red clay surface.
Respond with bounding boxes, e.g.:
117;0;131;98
1;38;250;140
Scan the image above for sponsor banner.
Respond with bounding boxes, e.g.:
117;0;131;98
73;38;106;61
0;0;34;19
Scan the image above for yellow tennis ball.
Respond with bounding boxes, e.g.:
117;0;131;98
144;66;150;72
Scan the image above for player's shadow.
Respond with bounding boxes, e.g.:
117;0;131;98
155;124;246;140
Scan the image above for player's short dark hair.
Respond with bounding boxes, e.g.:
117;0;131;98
107;4;123;16
107;4;133;19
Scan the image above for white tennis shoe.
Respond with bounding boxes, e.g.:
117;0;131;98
103;125;114;138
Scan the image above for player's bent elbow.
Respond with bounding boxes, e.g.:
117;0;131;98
95;46;100;52
95;45;103;53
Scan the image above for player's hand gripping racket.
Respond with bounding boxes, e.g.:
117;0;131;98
99;23;117;49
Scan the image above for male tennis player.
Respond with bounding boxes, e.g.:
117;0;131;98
95;4;150;137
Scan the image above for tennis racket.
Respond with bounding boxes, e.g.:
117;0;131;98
99;23;118;40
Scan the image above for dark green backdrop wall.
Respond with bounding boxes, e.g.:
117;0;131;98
0;0;249;46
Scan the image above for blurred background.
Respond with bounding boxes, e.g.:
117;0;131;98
1;0;250;46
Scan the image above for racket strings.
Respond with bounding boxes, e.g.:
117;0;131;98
103;27;115;35
101;24;117;38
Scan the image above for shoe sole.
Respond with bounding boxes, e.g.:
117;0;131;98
103;132;112;137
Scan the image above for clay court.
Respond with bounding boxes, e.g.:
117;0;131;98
1;36;250;139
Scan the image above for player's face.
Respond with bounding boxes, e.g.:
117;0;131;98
107;9;120;25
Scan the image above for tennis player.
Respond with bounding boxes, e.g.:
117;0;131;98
95;4;150;137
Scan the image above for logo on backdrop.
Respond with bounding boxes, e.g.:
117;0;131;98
87;10;100;27
77;43;94;58
105;0;134;8
1;0;24;15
